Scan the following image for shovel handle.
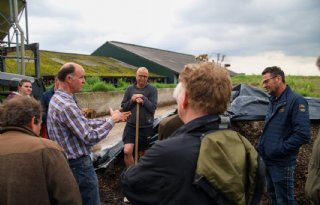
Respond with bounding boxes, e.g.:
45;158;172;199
134;103;140;164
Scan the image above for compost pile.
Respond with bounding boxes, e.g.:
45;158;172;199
97;122;320;205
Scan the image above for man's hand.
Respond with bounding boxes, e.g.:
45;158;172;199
136;97;144;104
110;108;131;123
131;94;144;103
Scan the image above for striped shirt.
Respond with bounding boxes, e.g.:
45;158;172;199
47;90;114;160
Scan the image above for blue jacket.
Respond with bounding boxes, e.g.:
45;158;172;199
40;87;55;124
257;86;310;166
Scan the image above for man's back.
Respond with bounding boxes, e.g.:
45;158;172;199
121;115;220;205
0;128;81;205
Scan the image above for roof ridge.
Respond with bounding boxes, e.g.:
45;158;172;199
110;41;195;57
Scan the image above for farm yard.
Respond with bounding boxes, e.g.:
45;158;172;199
95;103;320;205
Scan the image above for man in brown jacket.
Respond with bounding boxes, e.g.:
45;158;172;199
0;96;81;205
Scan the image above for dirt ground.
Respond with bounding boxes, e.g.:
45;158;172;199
97;107;320;205
97;105;177;205
232;121;320;205
97;153;127;205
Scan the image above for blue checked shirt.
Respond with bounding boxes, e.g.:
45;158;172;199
47;90;114;160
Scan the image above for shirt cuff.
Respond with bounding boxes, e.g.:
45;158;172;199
106;118;115;127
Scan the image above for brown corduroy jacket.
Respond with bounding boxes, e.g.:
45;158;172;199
0;126;82;205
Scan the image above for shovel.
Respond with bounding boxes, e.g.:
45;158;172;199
134;103;140;164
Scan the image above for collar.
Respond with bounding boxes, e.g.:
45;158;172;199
172;114;220;136
0;126;39;137
270;85;290;103
55;90;74;99
134;82;148;89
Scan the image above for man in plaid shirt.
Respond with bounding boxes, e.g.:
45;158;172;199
47;62;130;205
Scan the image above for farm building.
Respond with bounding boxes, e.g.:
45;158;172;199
92;41;198;84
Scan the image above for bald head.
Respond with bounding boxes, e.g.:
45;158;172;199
57;62;86;94
137;67;148;74
136;67;149;88
58;62;79;82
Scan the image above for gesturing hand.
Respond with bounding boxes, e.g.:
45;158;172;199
110;108;131;123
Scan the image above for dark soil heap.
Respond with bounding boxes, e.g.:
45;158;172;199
97;122;320;205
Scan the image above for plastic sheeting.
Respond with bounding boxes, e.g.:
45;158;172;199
228;84;320;121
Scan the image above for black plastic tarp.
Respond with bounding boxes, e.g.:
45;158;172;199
227;84;320;121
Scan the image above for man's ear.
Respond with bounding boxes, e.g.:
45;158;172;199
29;116;37;132
182;90;188;109
66;75;71;82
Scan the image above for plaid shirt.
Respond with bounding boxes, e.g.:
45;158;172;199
47;90;114;160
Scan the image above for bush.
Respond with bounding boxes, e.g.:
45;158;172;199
91;82;116;92
117;79;130;90
86;76;101;85
152;83;176;88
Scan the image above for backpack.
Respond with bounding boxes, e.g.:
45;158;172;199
193;129;265;205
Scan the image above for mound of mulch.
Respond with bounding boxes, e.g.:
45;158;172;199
232;121;320;205
97;152;127;205
98;122;320;205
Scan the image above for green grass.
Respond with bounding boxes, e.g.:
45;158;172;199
81;75;320;98
151;83;176;88
231;75;320;98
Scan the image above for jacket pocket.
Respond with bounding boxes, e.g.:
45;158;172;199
264;140;285;159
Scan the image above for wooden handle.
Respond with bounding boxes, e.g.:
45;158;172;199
134;103;140;164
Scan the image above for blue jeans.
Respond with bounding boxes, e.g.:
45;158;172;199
69;155;100;205
265;165;295;205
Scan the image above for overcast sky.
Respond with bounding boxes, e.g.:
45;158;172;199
24;0;320;75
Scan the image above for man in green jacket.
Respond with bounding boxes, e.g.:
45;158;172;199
305;56;320;204
0;96;81;205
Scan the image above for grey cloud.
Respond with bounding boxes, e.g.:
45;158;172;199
175;0;320;56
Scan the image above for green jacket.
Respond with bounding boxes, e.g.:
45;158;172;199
305;130;320;205
195;130;263;205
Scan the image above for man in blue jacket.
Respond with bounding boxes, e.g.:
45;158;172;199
257;66;310;205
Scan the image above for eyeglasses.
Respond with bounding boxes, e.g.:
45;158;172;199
138;75;148;79
262;75;278;85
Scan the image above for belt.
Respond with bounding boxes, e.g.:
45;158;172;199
68;155;88;162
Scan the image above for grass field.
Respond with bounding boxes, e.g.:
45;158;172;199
231;75;320;98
